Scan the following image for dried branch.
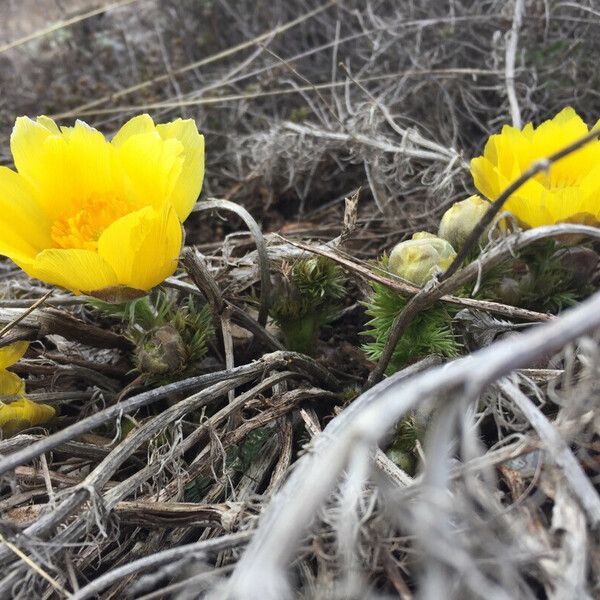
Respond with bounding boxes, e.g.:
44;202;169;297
0;306;131;350
498;379;600;524
0;351;338;478
192;198;271;327
505;0;525;128
223;290;600;598
69;531;251;600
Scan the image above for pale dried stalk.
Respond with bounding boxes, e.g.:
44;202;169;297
221;290;600;599
498;380;600;524
68;532;252;600
505;0;524;128
192;198;271;327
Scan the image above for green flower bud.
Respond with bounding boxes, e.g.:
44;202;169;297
556;247;599;289
389;235;457;286
386;448;415;473
137;325;187;375
494;261;534;306
438;195;491;249
495;276;522;306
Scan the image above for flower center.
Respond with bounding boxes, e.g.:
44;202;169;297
51;196;130;250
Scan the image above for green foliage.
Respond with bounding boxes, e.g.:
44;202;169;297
226;427;272;474
169;296;214;364
89;293;170;330
184;474;213;503
519;241;587;311
270;257;346;355
475;240;591;313
184;427;273;502
362;260;459;374
91;291;214;378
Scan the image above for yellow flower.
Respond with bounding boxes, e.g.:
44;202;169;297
389;233;456;287
0;115;204;300
0;341;55;436
471;107;600;229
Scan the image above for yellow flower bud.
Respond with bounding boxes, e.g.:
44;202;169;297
389;235;456;286
438;195;490;249
411;231;438;240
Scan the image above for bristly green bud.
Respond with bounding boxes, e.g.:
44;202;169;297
474;240;594;313
91;291;213;380
270;257;346;355
389;233;456;286
438;194;490;249
386;415;424;475
137;325;187;375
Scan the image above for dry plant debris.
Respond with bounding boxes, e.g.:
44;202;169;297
0;2;600;599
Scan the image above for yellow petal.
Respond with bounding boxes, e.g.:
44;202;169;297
504;194;553;228
552;106;584;128
35;115;61;135
156;119;205;221
31;249;118;294
0;167;52;259
579;165;600;217
0;223;39;270
59;120;114;196
113;131;183;210
112;115;204;218
520;122;534;140
470;156;508;201
541;187;596;225
0;342;29;370
490;127;522;176
11;117;114;220
97;204;182;291
0;398;55;436
111;114;156;147
10;116;56;181
0;370;25;397
503;177;548;226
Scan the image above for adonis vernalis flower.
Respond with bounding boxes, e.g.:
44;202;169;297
0;114;204;300
0;342;55;436
471;107;600;228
